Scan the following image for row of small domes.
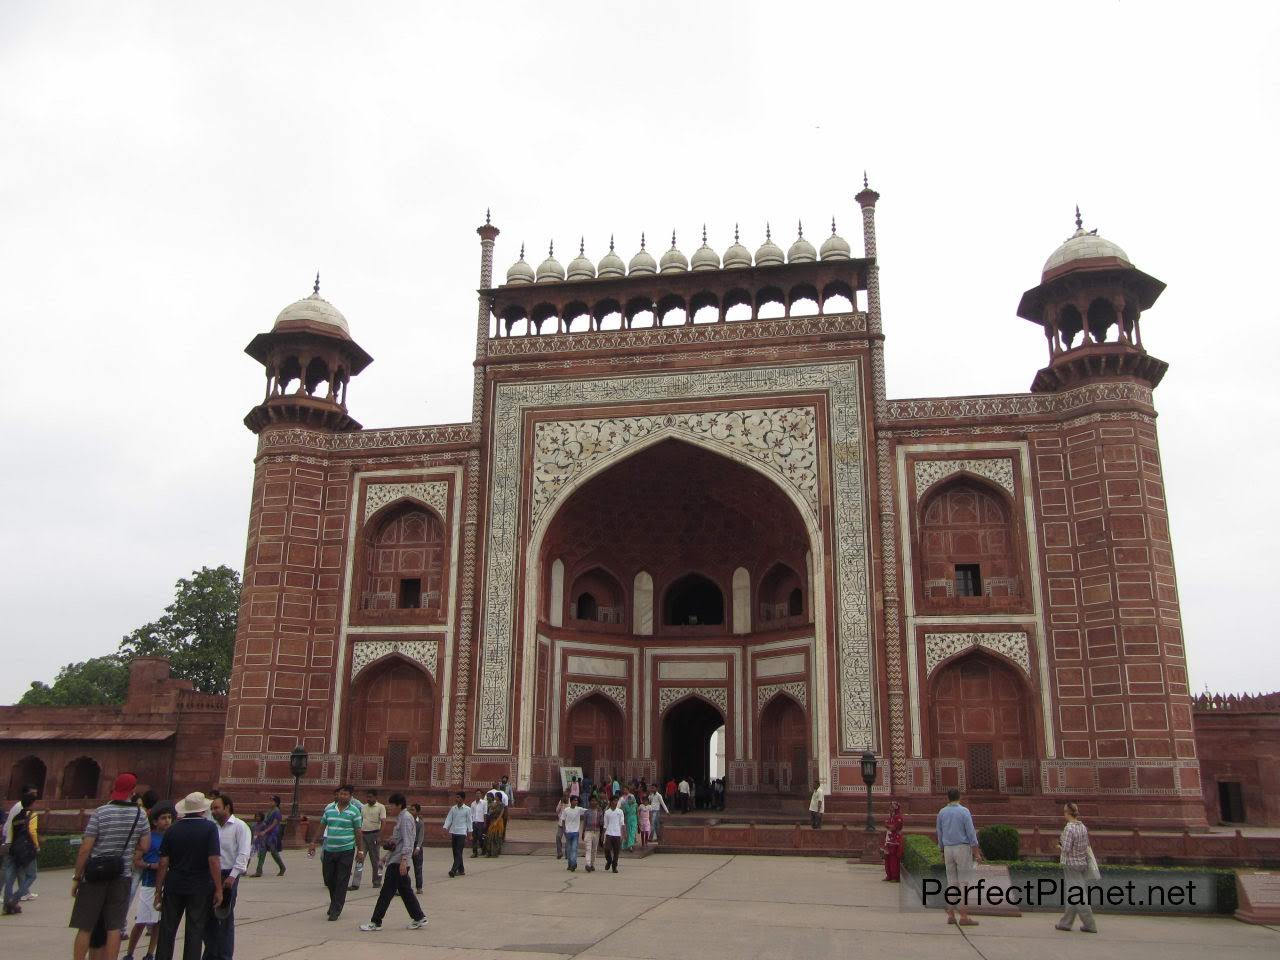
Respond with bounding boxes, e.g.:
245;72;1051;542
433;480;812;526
506;221;855;284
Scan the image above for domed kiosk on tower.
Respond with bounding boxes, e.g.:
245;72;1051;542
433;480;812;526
1017;208;1167;393
243;275;372;432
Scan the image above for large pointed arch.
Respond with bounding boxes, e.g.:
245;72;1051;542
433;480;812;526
518;429;830;789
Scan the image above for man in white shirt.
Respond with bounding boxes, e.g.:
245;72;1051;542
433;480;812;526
206;794;252;960
808;783;825;829
469;789;489;858
442;793;472;878
678;778;691;813
559;795;585;872
601;796;624;874
351;789;386;890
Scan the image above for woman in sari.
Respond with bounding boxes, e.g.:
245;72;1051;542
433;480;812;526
252;795;286;877
485;790;507;857
880;801;904;882
621;788;638;851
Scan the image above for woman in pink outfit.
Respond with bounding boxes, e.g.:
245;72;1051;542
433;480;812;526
637;792;652;846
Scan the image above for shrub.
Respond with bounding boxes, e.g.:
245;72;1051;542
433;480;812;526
902;833;944;878
978;824;1020;861
37;834;82;870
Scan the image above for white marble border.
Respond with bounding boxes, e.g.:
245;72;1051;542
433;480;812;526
477;362;874;787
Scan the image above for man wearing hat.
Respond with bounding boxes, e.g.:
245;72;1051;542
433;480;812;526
152;792;223;960
69;773;152;960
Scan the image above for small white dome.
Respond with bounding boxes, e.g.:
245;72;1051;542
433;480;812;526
598;236;626;278
274;277;350;335
691;226;720;271
754;224;784;267
628;234;657;276
820;217;852;261
505;244;535;284
722;225;752;269
1043;217;1131;277
566;238;596;281
787;222;817;263
536;242;565;283
659;231;688;273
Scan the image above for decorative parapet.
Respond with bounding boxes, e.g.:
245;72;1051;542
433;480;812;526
1193;691;1280;712
882;381;1154;424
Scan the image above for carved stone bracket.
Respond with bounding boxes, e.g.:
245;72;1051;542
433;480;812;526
914;458;1015;498
565;682;627;711
364;481;449;520
657;686;729;716
923;632;1030;677
757;681;808;713
350;639;440;682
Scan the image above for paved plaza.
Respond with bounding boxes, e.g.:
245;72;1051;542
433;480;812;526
6;849;1280;959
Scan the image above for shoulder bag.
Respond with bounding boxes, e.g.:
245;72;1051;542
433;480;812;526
83;808;143;883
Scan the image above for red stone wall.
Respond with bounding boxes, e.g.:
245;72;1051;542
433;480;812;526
1193;697;1280;826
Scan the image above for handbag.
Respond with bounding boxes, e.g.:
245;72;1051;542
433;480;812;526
1084;846;1101;881
83;809;142;883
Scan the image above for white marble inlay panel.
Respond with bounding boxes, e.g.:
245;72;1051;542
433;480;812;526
566;655;627;679
658;661;728;681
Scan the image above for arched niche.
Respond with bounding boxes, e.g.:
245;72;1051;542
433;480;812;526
346;656;436;784
562;692;625;774
633;570;654;636
568;566;626;626
918;477;1022;609
758;693;808;790
757;561;805;627
358;500;446;616
8;756;46;799
62;756;101;800
928;651;1035;793
664;573;725;627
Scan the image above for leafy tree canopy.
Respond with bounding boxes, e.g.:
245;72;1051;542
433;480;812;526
118;565;242;696
16;565;241;706
19;654;130;706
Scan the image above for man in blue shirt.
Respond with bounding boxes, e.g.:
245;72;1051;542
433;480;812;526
935;788;982;926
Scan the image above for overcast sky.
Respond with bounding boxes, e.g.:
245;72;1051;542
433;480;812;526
2;2;1277;704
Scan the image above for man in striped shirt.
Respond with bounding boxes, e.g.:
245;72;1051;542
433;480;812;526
307;785;365;921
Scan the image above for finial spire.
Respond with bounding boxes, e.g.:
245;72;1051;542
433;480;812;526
863;170;868;189
797;219;804;239
485;207;491;225
831;216;838;234
701;223;707;244
766;222;772;242
549;240;554;257
734;223;740;243
1075;204;1083;231
671;229;677;248
579;236;585;256
640;231;646;250
313;272;320;296
609;234;615;252
519;242;525;261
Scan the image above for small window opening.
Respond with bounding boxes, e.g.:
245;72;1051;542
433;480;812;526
398;578;422;609
787;587;803;617
954;564;982;598
576;592;598;621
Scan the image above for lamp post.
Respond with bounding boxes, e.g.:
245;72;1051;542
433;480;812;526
860;750;877;833
289;745;309;820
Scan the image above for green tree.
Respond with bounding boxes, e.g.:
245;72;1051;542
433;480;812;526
118;565;242;695
19;654;131;706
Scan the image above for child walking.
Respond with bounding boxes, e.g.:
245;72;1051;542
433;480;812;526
123;805;173;960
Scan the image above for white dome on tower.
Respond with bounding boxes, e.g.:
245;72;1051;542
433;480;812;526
628;234;657;276
659;231;689;273
754;224;784;267
787;222;817;263
597;236;625;278
1042;209;1131;278
535;242;565;283
505;244;536;284
691;225;720;271
273;275;350;335
566;238;596;281
722;225;752;269
820;217;852;261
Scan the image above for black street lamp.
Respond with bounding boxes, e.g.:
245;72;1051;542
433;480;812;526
289;745;309;820
860;750;877;833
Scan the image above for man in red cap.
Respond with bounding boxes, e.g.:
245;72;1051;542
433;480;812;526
69;773;150;960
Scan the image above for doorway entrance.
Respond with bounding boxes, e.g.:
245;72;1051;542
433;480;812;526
662;696;725;785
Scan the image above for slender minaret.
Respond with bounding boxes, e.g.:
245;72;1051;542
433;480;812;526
473;209;499;426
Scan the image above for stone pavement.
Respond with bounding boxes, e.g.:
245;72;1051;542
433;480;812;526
4;851;1279;959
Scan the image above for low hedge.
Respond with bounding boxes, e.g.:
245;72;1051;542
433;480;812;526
902;833;944;878
36;834;83;870
978;824;1020;861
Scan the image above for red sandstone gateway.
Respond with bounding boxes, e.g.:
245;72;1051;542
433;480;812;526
215;187;1206;830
